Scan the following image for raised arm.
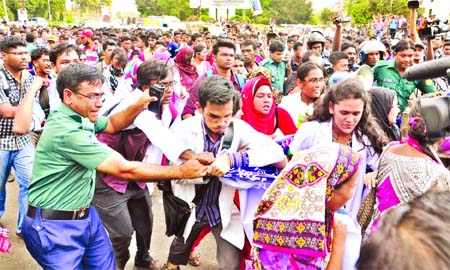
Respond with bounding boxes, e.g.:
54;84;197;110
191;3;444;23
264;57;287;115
102;89;157;133
13;77;45;134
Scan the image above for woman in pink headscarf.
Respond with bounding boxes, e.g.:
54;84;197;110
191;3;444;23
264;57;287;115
174;46;198;91
241;76;297;138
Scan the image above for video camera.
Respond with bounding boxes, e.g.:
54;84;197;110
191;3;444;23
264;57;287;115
421;96;450;139
404;58;450;139
418;19;450;40
333;17;351;24
407;0;420;9
148;83;165;115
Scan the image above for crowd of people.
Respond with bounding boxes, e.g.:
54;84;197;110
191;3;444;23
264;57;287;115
0;4;450;270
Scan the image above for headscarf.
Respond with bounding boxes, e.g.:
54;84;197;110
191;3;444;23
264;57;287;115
129;49;145;62
253;143;360;259
369;87;400;141
174;46;198;89
241;76;276;135
152;51;172;62
246;66;272;82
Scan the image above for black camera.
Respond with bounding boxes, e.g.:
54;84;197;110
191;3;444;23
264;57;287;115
148;84;165;115
334;17;351;24
421;96;450;139
322;60;334;76
418;19;449;40
407;0;420;9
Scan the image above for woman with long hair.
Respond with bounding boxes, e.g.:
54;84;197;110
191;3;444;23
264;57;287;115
369;87;401;142
279;62;325;128
367;96;450;233
289;78;387;269
290;78;386;218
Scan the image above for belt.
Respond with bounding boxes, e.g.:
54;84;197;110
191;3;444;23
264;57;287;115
27;205;90;220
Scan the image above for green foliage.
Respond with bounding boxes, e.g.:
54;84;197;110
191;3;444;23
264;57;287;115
135;0;312;24
200;14;214;22
0;0;110;22
309;14;319;26
268;0;312;24
344;0;410;25
318;7;335;26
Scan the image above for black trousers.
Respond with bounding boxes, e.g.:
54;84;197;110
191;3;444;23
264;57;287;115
92;174;153;269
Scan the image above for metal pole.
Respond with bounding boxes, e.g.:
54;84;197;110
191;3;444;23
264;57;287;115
48;0;52;22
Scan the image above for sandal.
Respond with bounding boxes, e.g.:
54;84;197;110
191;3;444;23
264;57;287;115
188;252;201;267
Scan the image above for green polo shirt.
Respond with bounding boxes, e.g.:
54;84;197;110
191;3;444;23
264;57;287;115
28;104;113;210
261;56;287;93
373;60;435;112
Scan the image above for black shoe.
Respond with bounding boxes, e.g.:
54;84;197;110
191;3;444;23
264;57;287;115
16;232;23;239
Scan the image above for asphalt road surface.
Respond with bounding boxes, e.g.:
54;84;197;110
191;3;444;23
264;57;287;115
0;180;218;270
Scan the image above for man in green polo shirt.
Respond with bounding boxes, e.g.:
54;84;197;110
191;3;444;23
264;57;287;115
261;40;289;95
22;63;208;270
374;39;435;112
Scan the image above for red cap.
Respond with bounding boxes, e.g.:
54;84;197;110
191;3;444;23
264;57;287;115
80;29;94;38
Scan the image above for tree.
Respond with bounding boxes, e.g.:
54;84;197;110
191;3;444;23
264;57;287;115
344;0;410;25
136;0;194;20
318;7;335;25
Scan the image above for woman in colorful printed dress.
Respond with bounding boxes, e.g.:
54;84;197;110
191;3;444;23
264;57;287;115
252;143;361;269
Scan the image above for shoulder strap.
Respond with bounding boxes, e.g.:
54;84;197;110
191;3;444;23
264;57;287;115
102;101;121;117
39;86;50;119
221;121;234;151
192;121;235;206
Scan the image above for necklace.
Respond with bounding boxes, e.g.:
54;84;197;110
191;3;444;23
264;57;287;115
332;132;352;147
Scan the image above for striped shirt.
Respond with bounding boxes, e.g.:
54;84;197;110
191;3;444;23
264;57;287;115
195;121;223;227
0;67;34;150
83;45;99;67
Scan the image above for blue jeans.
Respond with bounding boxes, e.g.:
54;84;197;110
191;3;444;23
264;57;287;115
22;206;116;270
0;142;34;233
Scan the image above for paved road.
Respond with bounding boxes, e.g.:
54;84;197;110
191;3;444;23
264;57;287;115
0;180;218;270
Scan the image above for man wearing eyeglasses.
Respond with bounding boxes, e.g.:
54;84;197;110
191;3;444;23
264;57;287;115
0;36;37;238
92;59;209;270
21;63;208;269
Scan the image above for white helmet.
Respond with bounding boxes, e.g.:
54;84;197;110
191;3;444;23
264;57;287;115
359;40;386;61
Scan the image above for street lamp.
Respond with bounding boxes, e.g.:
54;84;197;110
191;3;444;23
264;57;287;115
48;0;52;21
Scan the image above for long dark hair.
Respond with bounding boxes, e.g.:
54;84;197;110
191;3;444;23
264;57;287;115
369;87;400;142
406;97;440;162
310;78;387;154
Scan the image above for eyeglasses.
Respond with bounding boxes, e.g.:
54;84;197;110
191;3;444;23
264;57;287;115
159;81;174;89
74;91;105;101
4;51;29;56
303;78;325;84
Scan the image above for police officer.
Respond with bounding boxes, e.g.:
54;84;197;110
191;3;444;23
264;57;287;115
374;39;435;113
22;63;207;269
